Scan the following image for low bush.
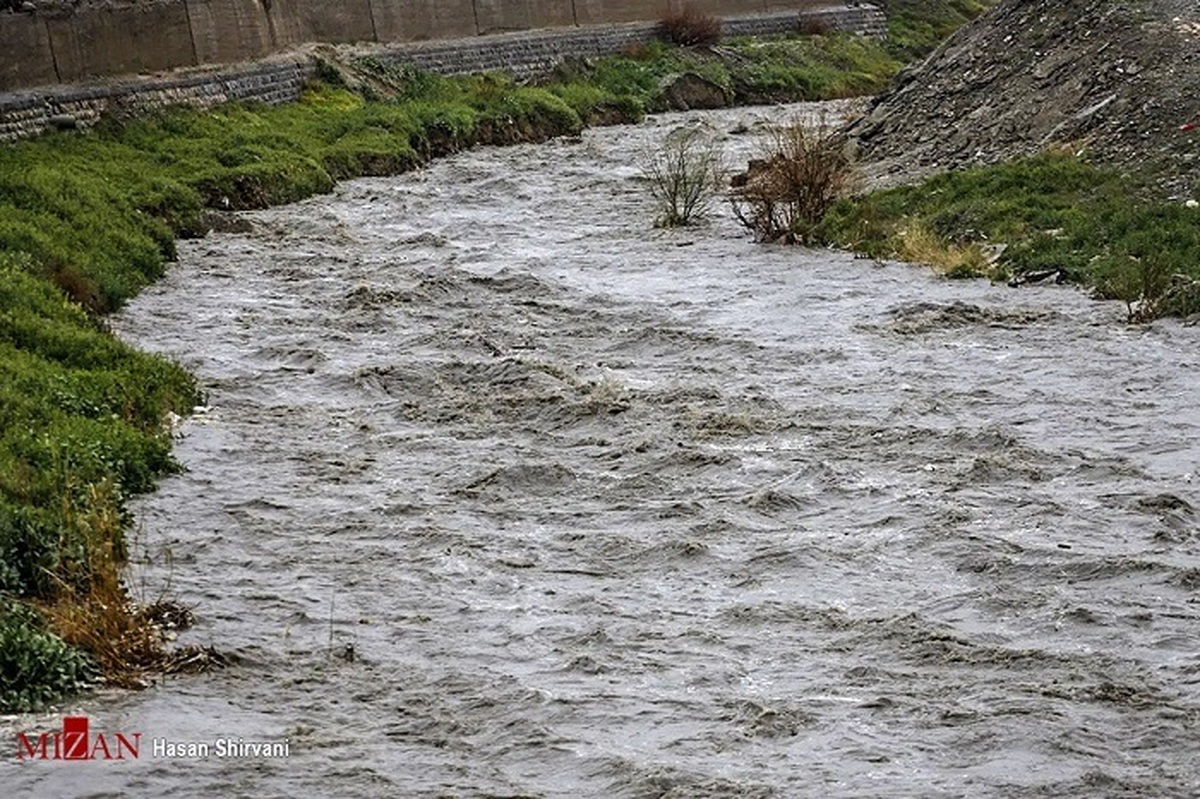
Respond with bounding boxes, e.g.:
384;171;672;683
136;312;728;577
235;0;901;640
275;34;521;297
0;602;95;713
641;126;725;227
660;8;723;47
731;119;857;243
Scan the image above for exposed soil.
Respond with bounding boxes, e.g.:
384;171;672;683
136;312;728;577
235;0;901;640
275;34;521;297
847;0;1200;198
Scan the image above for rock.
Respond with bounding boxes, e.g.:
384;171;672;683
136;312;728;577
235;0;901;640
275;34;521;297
845;0;1200;199
655;72;731;112
47;114;79;131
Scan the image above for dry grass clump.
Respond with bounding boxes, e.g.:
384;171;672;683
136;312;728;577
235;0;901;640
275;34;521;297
33;479;224;688
730;118;857;243
660;7;723;47
896;221;991;278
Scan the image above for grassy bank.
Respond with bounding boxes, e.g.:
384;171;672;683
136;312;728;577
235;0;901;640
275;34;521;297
0;72;590;711
0;6;997;711
551;34;902;110
874;0;996;62
817;154;1200;321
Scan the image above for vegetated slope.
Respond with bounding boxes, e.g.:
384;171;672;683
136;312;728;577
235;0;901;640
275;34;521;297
847;0;1200;199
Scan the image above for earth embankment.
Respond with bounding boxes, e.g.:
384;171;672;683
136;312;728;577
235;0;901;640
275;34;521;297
848;0;1200;198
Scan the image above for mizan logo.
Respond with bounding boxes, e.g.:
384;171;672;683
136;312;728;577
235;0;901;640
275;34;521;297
16;717;291;762
17;716;141;761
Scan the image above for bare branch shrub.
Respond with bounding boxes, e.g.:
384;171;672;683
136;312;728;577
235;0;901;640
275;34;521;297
641;126;725;228
660;7;723;47
730;118;857;243
798;15;833;36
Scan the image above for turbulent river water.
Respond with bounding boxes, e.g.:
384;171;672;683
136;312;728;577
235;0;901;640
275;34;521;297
10;102;1200;797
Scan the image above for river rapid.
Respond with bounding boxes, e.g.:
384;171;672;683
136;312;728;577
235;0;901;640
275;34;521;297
9;102;1200;797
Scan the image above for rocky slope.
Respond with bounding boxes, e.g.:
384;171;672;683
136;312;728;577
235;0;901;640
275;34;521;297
847;0;1200;198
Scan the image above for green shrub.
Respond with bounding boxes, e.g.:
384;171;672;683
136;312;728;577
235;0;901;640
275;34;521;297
0;602;96;712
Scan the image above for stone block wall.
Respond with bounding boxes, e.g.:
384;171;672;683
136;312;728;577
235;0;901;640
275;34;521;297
0;56;315;141
0;3;887;141
0;1;871;90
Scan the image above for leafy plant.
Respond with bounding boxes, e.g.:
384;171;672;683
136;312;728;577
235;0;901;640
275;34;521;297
0;602;95;713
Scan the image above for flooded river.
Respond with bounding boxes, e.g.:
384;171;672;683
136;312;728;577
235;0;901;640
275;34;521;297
10;103;1200;796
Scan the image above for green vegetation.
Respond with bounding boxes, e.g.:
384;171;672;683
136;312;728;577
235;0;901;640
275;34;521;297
0;600;95;712
877;0;997;62
817;154;1200;320
0;3;998;711
549;0;1000;116
0;251;197;710
0;71;590;712
553;34;903;113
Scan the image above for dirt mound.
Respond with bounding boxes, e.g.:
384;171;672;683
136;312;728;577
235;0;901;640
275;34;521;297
847;0;1200;198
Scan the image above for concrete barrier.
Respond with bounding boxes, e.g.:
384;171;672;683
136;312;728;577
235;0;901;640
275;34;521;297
0;15;57;91
1;0;846;89
369;0;479;43
572;0;671;26
672;0;767;17
0;1;887;137
267;0;378;47
46;3;197;83
474;0;576;34
186;0;273;65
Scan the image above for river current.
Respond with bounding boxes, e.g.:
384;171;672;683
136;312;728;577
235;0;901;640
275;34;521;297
8;103;1200;797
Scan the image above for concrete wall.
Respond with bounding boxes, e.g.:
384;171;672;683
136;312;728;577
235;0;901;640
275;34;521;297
370;0;479;42
268;0;378;47
0;3;887;140
0;14;57;89
1;0;867;90
473;0;577;34
0;55;315;142
572;0;670;26
186;0;273;65
671;0;766;17
45;2;197;83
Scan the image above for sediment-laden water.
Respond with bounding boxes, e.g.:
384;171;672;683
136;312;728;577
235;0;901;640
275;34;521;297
9;103;1200;797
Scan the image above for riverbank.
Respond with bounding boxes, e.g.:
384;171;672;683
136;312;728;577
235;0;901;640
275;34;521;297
811;0;1200;321
32;101;1200;798
0;5;997;712
816;154;1200;322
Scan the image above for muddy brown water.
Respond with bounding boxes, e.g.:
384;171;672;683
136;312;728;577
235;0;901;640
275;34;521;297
8;103;1200;797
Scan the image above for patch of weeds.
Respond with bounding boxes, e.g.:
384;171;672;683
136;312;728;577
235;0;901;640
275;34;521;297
0;601;96;713
817;153;1200;320
877;0;997;62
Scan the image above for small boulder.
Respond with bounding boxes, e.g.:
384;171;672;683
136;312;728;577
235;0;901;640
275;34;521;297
655;72;731;112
